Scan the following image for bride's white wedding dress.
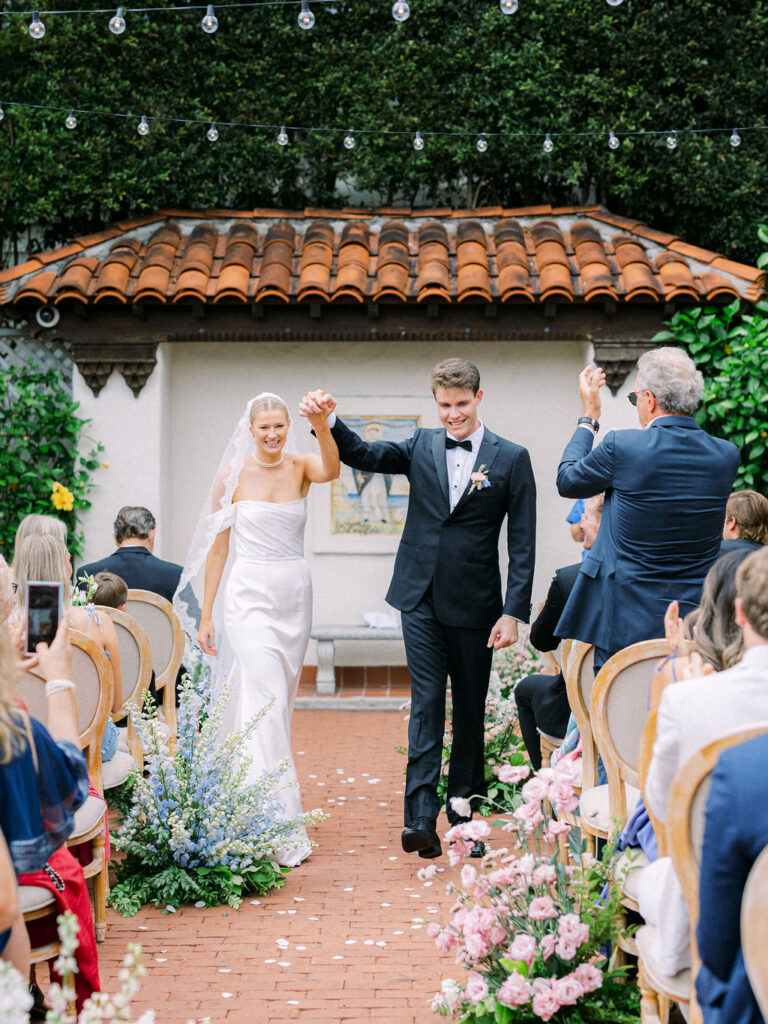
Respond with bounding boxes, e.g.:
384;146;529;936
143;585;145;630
219;498;313;867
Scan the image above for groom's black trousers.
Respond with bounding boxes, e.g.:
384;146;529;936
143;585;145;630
401;586;494;827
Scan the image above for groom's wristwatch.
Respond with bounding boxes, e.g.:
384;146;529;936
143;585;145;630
577;416;600;433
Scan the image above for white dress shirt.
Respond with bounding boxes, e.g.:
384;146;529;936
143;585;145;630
446;422;484;512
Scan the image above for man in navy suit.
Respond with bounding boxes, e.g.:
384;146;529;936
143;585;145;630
556;347;740;669
301;359;536;858
76;506;182;603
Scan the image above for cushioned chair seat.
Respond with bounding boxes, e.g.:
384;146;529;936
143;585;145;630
102;749;138;790
70;794;108;841
19;885;56;914
636;924;691;1002
537;728;565;746
579;783;640;834
616;846;650;901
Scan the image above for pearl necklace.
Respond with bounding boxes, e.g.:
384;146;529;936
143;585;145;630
253;452;285;469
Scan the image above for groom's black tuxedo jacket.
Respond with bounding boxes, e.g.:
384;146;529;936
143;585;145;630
331;418;536;630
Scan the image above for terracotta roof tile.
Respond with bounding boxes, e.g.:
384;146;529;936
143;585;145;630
2;206;762;311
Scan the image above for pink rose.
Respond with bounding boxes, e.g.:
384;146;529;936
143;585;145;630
547;818;573;838
531;982;560;1021
435;929;457;954
496;763;531;784
551;973;583;1007
439;979;462;1011
533;864;557;886
574;963;603;994
515;854;536;879
528;896;558;920
521;776;549;803
446;820;491;843
464;972;489;1005
555;938;578;960
506;932;537;965
553;758;580;786
461;865;478;891
418;863;438;881
426;922;441;939
548;779;579;814
514;800;544;832
558;913;591;948
497;973;532;1007
450;796;473;819
539;934;556;960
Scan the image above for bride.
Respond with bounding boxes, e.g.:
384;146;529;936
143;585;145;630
174;391;339;866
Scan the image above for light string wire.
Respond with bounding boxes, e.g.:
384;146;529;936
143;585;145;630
1;0;337;15
0;98;765;144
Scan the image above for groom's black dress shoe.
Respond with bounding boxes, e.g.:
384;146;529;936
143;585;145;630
469;840;486;859
402;817;442;858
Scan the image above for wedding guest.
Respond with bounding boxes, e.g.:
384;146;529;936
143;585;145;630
720;489;768;556
639;547;768;975
556;347;740;671
0;612;100;1008
14;534;123;761
515;493;603;769
566;499;586;544
76;506;182;603
696;730;768;1024
92;571;128;611
11;514;67;566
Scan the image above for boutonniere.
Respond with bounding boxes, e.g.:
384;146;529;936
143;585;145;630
469;465;491;494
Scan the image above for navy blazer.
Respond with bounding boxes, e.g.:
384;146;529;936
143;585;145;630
76;547;183;604
696;732;768;1024
555;417;739;654
330;418;536;630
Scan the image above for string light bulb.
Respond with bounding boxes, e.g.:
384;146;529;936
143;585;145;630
343;129;355;149
298;1;315;29
543;132;554;153
277;125;289;146
28;12;45;39
606;0;624;6
137;115;150;136
608;130;620;150
0;104;4;122
65;110;77;130
206;121;219;141
666;131;678;151
201;5;218;33
108;7;126;34
413;130;425;151
392;1;410;21
476;133;488;153
729;128;741;148
499;0;518;13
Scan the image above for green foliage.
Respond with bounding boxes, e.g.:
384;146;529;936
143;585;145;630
653;225;768;492
0;363;103;560
109;859;286;917
1;0;767;264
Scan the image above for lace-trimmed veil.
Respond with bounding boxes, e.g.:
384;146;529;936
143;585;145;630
172;392;297;685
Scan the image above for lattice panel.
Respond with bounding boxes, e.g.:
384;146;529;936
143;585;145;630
0;327;73;395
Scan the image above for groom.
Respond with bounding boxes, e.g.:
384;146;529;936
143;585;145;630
302;358;536;858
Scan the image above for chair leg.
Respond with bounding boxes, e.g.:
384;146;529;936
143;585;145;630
639;963;664;1024
163;680;177;752
584;830;596;858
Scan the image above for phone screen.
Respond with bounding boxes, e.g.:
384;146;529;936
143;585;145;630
25;582;64;656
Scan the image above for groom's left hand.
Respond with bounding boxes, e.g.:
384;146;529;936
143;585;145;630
487;615;518;650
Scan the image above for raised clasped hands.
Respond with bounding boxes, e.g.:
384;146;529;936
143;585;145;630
578;365;606;420
299;389;337;429
487;615;518;650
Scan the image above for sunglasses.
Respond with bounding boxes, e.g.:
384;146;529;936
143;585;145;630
627;390;650;406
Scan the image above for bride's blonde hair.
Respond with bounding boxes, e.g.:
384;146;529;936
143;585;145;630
249;394;289;421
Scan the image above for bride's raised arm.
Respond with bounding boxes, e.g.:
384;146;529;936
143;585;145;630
299;392;340;484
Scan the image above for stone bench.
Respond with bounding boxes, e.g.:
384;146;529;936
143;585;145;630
310;625;404;695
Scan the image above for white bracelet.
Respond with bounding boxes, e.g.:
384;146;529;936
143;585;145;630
46;678;75;696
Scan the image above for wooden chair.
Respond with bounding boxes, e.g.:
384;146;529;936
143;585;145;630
591;638;671;923
537;637;572;770
18;628;112;943
563;640;603;854
126;590;184;746
741;844;768;1020
637;723;768;1024
96;605;152;785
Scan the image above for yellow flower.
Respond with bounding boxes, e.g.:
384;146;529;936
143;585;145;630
101;461;111;469
51;483;75;512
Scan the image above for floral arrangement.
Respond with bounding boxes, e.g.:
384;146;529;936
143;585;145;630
109;666;324;915
436;640;540;816
50;481;75;513
427;759;639;1023
71;573;97;607
469;466;491;495
0;910;210;1023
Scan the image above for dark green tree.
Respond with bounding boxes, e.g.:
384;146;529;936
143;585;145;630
1;0;767;264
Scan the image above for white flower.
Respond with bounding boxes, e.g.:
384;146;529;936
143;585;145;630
449;796;473;819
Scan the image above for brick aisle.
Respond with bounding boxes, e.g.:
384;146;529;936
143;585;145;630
97;711;457;1023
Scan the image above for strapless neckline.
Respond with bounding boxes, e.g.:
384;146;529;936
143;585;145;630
235;498;307;506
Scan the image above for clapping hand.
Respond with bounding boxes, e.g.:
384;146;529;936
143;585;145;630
299;390;337;429
578;365;605;420
663;600;691;654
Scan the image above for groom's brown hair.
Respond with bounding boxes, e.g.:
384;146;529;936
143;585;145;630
430;358;481;395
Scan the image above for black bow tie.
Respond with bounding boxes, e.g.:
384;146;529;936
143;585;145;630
446;437;472;452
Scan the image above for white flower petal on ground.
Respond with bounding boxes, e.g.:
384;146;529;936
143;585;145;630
368;778;381;784
194;901;206;907
345;940;357;945
332;955;343;960
218;968;231;973
221;993;234;999
381;902;391;907
250;900;261;905
276;939;290;948
293;897;304;902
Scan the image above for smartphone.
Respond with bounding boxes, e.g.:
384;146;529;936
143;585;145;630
24;581;64;657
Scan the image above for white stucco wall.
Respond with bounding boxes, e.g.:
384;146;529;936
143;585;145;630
76;338;642;664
